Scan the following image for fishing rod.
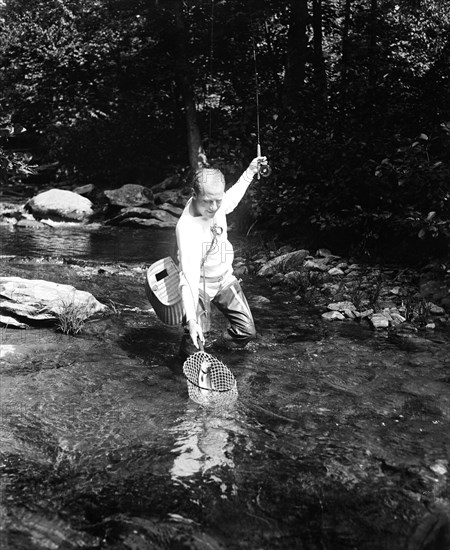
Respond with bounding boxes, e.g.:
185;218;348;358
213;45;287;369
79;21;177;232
252;35;272;180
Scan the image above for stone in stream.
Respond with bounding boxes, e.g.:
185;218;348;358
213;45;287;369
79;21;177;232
118;217;176;229
0;202;25;222
0;277;107;327
0;300;54;321
303;259;329;272
369;313;390;329
106;207;179;227
250;295;271;306
257;249;310;277
26;189;94;222
158;202;183;217
0;314;29;329
322;311;345;321
154;189;189;208
328;267;345;276
104;184;154;208
16;217;49;228
428;302;445;315
327;301;357;312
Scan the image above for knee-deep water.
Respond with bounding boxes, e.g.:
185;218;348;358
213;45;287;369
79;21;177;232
1;224;449;549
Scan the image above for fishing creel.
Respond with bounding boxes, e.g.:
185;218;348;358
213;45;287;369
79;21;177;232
145;256;183;325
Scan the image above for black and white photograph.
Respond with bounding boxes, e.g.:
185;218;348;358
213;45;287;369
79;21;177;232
0;1;449;548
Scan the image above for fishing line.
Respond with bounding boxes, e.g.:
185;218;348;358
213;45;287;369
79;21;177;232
252;36;261;156
252;33;272;179
206;0;215;163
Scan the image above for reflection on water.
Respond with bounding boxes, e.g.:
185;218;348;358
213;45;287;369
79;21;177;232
0;224;176;263
170;408;243;485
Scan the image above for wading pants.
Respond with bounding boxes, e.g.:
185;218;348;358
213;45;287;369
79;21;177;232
179;274;256;360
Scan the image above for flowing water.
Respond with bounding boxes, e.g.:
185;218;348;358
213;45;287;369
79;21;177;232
1;224;449;550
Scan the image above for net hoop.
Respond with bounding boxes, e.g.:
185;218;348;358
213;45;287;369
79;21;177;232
183;350;238;407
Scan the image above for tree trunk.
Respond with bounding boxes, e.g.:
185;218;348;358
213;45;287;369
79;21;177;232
312;0;327;104
173;0;204;171
282;0;309;107
368;0;378;90
341;0;352;81
263;20;283;108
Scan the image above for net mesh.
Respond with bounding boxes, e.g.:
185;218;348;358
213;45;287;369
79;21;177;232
183;350;238;407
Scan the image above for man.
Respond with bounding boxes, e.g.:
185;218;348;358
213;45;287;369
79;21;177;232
176;156;266;359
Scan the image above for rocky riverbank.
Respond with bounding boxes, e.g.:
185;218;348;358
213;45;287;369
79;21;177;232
1;176;449;333
243;246;450;332
1;242;449;336
0;177;189;229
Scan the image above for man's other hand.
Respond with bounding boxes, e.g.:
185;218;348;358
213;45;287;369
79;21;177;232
187;319;204;349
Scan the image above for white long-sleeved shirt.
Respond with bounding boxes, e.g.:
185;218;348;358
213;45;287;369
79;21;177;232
176;167;254;322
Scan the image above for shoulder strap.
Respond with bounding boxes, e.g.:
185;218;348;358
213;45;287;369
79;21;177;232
200;221;220;269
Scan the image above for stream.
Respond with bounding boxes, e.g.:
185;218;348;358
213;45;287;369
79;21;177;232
1;224;449;550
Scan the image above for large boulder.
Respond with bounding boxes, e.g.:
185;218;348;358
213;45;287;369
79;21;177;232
104;184;153;208
26;189;94;222
0;277;107;327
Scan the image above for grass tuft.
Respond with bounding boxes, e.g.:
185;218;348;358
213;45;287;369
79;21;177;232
56;299;91;335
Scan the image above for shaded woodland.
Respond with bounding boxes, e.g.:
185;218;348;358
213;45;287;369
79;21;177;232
0;0;449;261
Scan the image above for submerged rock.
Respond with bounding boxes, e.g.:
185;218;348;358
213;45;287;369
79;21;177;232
26;189;94;222
0;277;107;327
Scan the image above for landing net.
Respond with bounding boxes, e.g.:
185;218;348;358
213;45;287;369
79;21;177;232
183;350;238;407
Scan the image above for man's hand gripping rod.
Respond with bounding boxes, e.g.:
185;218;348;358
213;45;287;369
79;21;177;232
256;143;272;180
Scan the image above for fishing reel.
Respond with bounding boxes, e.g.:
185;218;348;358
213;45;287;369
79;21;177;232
256;144;272;179
258;161;272;178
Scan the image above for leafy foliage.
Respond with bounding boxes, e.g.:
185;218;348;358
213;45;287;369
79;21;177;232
0;116;36;184
0;0;449;261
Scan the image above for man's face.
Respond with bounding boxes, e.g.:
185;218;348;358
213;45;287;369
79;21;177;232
193;181;224;220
